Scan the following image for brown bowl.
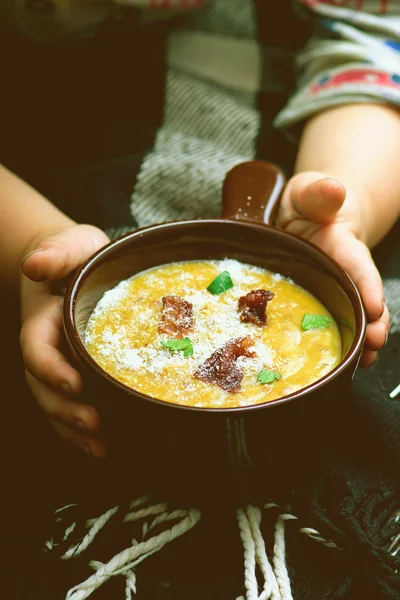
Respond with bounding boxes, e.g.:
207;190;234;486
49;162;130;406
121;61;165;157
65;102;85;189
64;161;366;505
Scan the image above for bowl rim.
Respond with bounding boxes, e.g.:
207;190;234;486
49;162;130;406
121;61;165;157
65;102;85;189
64;218;367;415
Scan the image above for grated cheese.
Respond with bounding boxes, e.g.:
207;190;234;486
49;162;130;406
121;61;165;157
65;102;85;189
84;259;341;408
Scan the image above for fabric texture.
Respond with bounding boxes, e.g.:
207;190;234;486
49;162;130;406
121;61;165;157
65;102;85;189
1;0;205;42
277;1;400;132
130;0;260;227
5;0;400;135
131;0;400;227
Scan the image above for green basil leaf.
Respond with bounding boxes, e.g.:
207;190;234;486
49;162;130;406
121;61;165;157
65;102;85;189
161;337;194;357
183;344;194;357
207;271;234;295
257;369;281;385
301;314;334;331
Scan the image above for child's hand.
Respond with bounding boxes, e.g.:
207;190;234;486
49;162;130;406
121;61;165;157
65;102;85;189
277;172;388;367
20;224;110;457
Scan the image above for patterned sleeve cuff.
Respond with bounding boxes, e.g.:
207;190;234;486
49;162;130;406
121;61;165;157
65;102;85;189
275;64;400;132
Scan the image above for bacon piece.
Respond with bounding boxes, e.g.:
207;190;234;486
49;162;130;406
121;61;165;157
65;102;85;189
159;296;194;338
238;289;275;326
195;337;255;393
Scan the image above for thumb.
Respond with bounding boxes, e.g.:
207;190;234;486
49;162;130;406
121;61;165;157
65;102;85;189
21;224;110;282
283;172;346;225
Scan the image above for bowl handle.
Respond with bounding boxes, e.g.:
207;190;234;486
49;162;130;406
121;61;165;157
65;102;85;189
222;161;286;226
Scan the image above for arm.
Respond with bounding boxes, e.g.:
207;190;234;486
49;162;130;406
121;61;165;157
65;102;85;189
276;104;396;367
274;2;400;366
283;103;400;365
275;102;400;366
294;103;400;248
0;164;75;286
0;163;109;457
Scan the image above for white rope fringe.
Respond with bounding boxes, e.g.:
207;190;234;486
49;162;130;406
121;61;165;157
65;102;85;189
273;516;293;600
264;502;341;550
52;497;200;600
234;503;342;600
47;497;342;600
237;505;290;600
62;506;119;560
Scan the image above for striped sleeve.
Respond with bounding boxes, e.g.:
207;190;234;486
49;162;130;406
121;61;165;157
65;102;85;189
275;0;400;132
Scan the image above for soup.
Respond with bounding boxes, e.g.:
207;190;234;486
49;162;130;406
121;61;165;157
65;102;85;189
84;259;341;408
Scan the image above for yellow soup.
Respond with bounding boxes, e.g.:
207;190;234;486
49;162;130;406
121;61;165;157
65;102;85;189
84;259;342;408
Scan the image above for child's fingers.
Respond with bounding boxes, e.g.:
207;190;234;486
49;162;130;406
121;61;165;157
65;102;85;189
49;420;107;459
336;240;385;325
312;227;384;324
21;293;82;395
360;348;378;368
280;172;346;226
292;177;346;224
21;224;109;282
364;304;389;351
26;372;101;434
